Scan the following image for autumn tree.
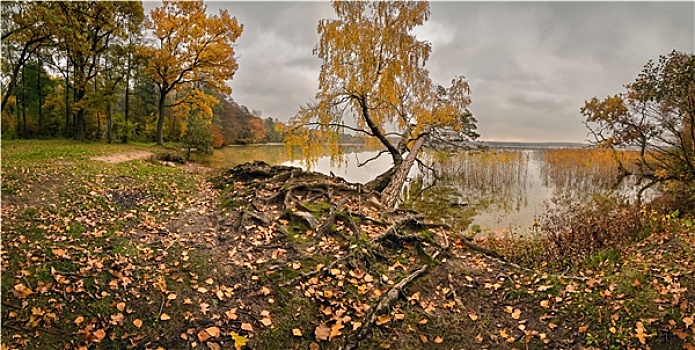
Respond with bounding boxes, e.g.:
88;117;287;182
1;1;50;113
582;51;695;189
42;1;144;141
287;1;477;208
142;0;243;146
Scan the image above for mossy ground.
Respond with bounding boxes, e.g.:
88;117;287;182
2;140;693;349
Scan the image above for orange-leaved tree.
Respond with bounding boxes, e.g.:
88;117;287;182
287;1;478;208
142;0;243;146
582;51;695;192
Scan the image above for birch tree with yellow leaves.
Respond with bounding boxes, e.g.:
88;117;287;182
142;0;243;146
287;1;478;208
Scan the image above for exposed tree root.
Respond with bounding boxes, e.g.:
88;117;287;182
214;161;461;347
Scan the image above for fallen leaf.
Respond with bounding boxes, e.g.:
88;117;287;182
315;323;330;341
292;328;303;337
683;316;694;328
578;325;589;333
394;313;405;321
207;342;221;350
376;314;393;326
241;322;254;332
511;309;521;320
330;320;344;340
225;308;238;320
13;283;33;298
468;311;478;321
205;326;220;338
167;293;177;300
540;300;549;308
133;319;143;329
198;329;211;342
419;334;428;343
92;329;106;342
434;336;443;344
116;302;126;311
74;316;85;325
261;317;272;327
160;313;171;321
231;331;248;350
635;322;647;344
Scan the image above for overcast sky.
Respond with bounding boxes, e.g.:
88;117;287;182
145;1;694;142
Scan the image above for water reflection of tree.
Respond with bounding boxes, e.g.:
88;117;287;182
201;145;292;168
402;150;530;232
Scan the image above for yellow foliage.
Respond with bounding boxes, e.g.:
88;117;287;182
288;1;474;167
143;0;243;97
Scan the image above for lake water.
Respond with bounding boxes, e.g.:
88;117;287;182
202;143;652;235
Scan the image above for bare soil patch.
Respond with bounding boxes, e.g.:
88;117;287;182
90;150;155;163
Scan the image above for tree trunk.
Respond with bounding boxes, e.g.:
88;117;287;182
73;88;85;141
21;65;26;138
106;102;112;144
364;165;398;193
123;58;130;144
37;63;43;136
380;135;428;209
64;68;70;138
156;91;166;146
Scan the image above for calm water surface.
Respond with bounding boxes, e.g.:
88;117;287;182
203;144;652;235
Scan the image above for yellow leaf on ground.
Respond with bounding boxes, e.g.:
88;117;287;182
292;328;303;336
231;332;248;350
376;314;393;326
540;300;549;308
13;283;33;298
394;313;405;321
160;313;171;321
330;320;344;341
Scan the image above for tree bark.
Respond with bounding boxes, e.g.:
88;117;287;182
156;90;166;146
380;134;428;209
37;62;43;135
21;64;26;138
123;54;130;144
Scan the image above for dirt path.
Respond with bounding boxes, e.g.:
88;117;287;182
90;150;155;163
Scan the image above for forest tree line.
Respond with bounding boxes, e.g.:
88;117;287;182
1;1;285;150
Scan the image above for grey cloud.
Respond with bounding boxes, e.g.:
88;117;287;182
145;1;694;142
